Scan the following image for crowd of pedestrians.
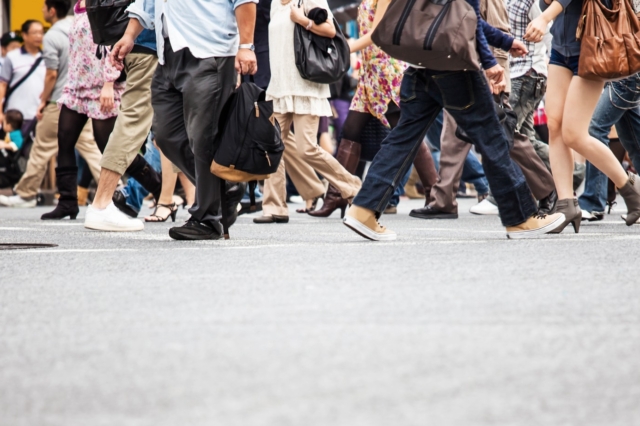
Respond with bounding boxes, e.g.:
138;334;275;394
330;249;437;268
1;0;640;241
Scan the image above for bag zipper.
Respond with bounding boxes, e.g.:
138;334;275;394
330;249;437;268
393;0;418;45
424;0;452;50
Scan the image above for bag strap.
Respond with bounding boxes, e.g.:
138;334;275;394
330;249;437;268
4;56;43;112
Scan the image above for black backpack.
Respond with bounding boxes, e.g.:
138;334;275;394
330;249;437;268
210;81;284;238
86;0;134;47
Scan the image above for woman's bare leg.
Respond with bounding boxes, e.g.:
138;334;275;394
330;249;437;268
546;65;575;200
562;76;628;188
145;149;177;220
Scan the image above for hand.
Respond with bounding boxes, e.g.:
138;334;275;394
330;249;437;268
100;84;115;114
485;64;504;85
290;2;307;25
110;34;135;71
510;39;528;58
36;100;47;121
524;15;549;43
489;75;507;95
0;141;8;150
235;48;258;75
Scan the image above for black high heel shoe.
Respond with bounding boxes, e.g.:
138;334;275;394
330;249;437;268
145;203;178;223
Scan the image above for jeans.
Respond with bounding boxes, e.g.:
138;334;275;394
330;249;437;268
353;68;537;226
122;134;161;213
510;73;550;167
580;74;640;212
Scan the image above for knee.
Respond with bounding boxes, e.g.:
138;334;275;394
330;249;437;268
561;125;583;149
547;117;562;137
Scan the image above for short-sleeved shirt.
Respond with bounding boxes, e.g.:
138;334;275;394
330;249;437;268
0;47;46;120
43;17;72;102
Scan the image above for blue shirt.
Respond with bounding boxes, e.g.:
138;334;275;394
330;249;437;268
127;0;258;65
8;130;23;150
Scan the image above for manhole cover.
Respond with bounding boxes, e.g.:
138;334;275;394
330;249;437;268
0;243;58;250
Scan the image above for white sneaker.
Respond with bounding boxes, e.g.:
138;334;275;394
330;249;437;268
84;202;144;231
582;210;604;221
470;197;499;215
0;194;37;208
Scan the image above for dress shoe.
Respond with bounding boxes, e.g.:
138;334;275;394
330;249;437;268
169;219;222;240
383;205;397;214
253;215;289;224
410;204;458;219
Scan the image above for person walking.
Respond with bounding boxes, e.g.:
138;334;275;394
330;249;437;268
309;0;438;218
111;0;257;240
525;0;640;231
0;0;102;209
343;0;566;241
41;0;159;220
254;0;361;224
84;0;163;231
0;20;45;136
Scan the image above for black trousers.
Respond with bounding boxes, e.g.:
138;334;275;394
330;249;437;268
152;40;236;229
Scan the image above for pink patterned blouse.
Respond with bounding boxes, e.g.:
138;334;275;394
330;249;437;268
58;3;124;120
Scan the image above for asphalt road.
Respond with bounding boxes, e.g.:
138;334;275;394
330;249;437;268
1;197;639;426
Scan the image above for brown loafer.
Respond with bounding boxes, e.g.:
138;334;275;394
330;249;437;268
253;215;289;224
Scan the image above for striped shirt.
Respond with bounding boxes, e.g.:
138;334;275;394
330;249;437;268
507;0;548;79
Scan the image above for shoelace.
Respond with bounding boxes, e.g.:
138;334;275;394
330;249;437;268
533;212;548;220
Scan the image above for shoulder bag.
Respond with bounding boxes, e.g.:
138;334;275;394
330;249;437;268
86;0;134;47
371;0;480;70
293;0;351;84
577;0;640;80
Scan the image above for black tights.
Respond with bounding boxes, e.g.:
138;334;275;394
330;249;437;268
57;105;118;169
341;102;401;142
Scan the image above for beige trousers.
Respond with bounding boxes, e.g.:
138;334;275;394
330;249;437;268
100;53;158;175
263;113;360;216
15;103;101;199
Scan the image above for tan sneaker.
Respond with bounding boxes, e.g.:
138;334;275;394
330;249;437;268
506;212;566;239
343;205;397;241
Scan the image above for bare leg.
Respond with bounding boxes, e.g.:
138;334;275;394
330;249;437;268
546;65;576;200
177;172;195;206
146;150;178;221
92;168;122;209
562;76;628;188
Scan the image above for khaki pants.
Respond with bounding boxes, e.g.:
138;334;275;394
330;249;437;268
263;113;360;216
15;103;101;200
100;53;158;175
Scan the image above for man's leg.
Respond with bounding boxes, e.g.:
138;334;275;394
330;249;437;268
508;132;556;200
92;53;158;210
430;71;538;227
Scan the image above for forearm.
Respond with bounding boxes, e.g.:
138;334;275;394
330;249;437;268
0;82;7;109
541;1;563;21
235;3;257;45
482;21;514;51
123;18;145;41
40;70;58;103
351;34;372;53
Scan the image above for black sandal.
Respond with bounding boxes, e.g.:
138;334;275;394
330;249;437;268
145;203;178;223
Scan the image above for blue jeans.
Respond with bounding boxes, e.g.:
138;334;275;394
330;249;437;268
428;111;489;195
353;68;537;226
580;74;640;212
121;135;161;212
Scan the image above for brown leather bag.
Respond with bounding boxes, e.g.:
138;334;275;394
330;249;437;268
577;0;640;79
371;0;481;71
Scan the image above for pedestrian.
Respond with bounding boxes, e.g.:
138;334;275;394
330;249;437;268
111;0;257;240
0;32;23;73
0;20;46;137
254;0;361;224
343;0;566;240
84;0;164;231
526;0;640;230
309;0;438;219
0;0;103;209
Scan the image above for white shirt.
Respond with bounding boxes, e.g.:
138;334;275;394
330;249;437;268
0;48;46;120
128;0;258;65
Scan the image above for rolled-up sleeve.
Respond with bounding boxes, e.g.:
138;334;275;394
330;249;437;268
540;0;570;12
232;0;259;10
127;0;155;29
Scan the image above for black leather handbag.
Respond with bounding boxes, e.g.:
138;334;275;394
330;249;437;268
86;0;134;47
293;0;351;84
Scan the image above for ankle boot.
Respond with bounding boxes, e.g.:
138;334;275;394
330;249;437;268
618;172;640;225
41;166;80;220
126;155;162;202
403;168;423;199
77;186;89;206
548;198;581;233
412;142;439;204
309;139;361;218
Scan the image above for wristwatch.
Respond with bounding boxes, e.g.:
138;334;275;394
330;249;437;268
239;43;255;51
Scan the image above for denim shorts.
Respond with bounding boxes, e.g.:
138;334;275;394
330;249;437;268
549;49;580;75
